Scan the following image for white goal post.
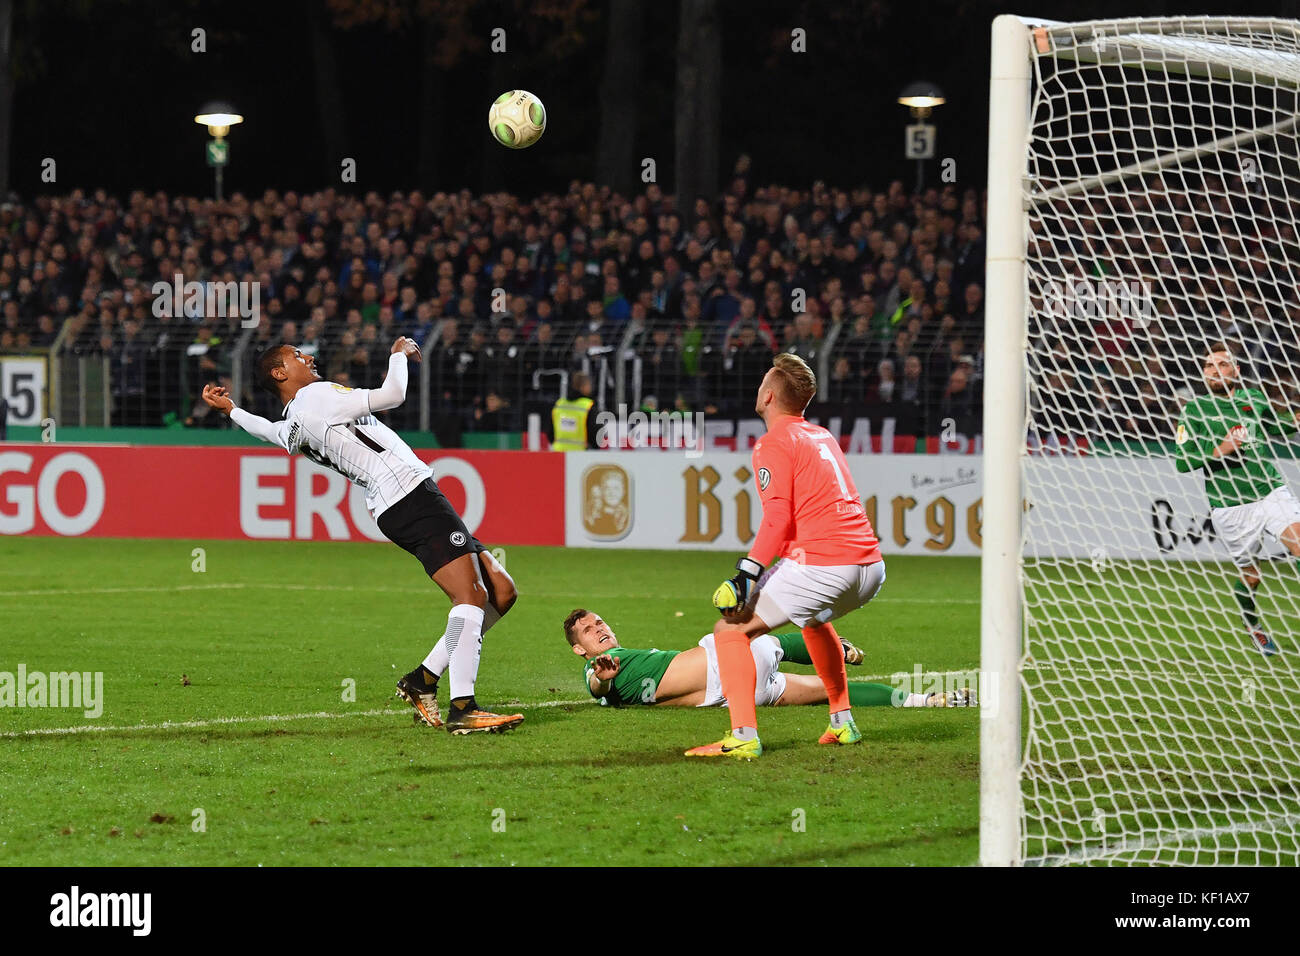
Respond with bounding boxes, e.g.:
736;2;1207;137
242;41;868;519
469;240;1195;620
983;14;1300;865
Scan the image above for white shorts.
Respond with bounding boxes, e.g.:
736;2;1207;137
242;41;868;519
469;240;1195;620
698;634;787;708
1211;486;1300;568
752;559;886;629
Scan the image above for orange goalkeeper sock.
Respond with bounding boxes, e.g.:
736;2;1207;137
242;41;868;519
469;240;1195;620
802;622;850;715
715;629;758;735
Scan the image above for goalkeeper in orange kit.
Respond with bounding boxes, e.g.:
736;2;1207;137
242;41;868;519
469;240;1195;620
688;353;886;759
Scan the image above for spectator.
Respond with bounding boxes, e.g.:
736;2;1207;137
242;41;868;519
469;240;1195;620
839;312;878;376
868;357;898;412
602;274;631;323
32;314;58;348
522;321;567;396
723;296;774;350
896;354;930;436
548;371;598;451
723;324;771;412
827;356;862;405
484;323;522;411
474;391;511;431
939;366;980;438
787;312;822;366
639;322;681;407
703;267;744;328
929;333;967;393
680;298;705;377
953;222;985;291
955;282;984;341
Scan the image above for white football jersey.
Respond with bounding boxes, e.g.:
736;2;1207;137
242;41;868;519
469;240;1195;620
261;381;432;519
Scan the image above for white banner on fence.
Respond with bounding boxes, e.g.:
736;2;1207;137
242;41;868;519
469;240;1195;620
564;451;984;555
1025;457;1300;562
563;451;1292;561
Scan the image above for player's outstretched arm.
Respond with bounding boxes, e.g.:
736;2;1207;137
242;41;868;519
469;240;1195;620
366;337;422;413
203;384;286;446
587;653;620;698
201;383;234;415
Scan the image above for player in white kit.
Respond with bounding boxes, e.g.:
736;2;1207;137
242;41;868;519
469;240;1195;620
201;337;523;734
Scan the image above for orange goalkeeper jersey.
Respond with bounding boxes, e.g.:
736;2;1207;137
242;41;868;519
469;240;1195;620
750;414;881;567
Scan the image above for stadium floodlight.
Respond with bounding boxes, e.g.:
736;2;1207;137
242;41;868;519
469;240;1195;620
898;81;944;194
897;81;945;117
983;14;1300;866
194;101;244;201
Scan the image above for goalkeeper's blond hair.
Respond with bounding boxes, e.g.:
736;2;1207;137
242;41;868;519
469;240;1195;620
770;352;817;413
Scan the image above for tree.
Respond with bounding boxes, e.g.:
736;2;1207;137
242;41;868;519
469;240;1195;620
306;0;348;185
0;0;11;197
595;0;644;194
327;0;479;191
674;0;720;217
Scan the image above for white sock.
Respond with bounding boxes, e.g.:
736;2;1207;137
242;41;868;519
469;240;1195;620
902;692;927;707
422;638;449;677
444;603;486;703
423;603;500;679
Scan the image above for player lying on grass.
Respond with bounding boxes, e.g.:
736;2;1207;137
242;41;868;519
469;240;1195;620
201;337;523;733
1175;343;1300;657
563;607;974;708
693;352;886;759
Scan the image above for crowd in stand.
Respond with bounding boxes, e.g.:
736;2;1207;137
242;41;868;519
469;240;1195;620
0;161;991;438
1025;168;1300;447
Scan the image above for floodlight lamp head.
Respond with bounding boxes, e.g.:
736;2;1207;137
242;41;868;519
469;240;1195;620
898;82;945;119
195;102;244;139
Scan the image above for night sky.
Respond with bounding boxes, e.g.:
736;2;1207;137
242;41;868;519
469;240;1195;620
12;0;1300;201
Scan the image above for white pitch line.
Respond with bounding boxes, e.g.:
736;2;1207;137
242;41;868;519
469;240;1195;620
0;583;254;597
1;698;595;739
2;669;996;739
3;672;995;738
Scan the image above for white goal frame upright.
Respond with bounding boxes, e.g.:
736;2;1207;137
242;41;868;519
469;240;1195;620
981;14;1300;866
981;14;1030;867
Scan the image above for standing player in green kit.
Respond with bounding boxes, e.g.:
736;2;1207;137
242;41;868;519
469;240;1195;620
1175;343;1300;656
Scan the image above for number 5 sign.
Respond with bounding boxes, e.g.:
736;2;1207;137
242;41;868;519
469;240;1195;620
905;123;936;160
0;357;46;426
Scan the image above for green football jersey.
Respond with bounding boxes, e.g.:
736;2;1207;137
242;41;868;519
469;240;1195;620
583;646;679;706
1175;387;1297;509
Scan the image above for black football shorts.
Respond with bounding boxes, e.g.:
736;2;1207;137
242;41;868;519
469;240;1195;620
377;478;484;577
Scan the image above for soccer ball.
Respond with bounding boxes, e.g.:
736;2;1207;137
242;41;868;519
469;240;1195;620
488;90;546;149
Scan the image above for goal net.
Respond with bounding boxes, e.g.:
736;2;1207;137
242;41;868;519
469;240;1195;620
985;15;1300;865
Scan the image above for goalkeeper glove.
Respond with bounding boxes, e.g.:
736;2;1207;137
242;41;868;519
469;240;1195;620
712;556;764;613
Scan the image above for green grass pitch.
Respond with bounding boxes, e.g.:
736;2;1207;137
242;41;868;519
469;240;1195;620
0;538;979;866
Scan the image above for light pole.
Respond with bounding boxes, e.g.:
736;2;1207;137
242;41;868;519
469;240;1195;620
898;81;945;195
194;102;244;202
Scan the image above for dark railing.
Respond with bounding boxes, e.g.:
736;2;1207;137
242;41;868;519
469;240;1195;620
45;314;985;441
